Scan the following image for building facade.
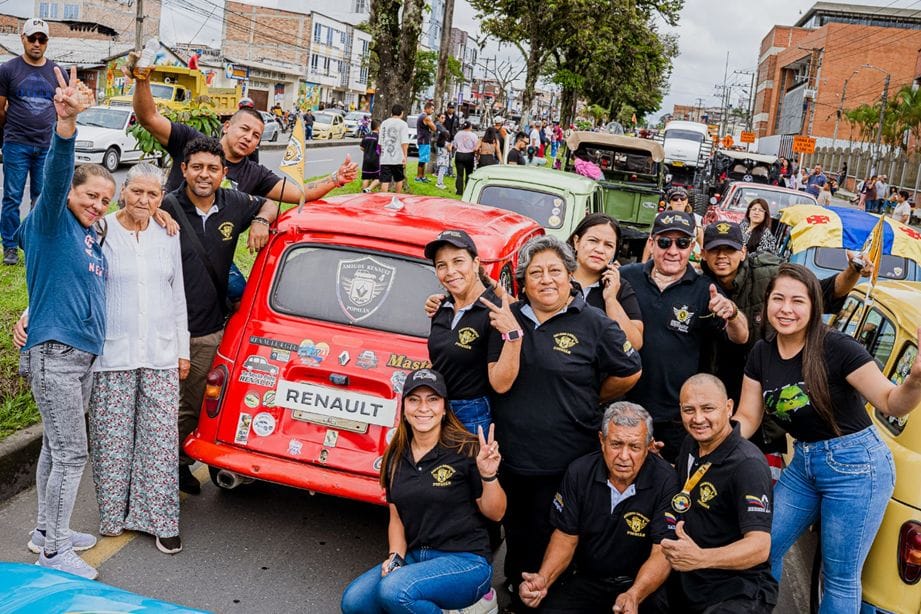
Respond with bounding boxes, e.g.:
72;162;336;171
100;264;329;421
33;0;159;42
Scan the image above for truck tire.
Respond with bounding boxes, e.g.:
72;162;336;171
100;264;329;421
103;147;120;173
689;189;708;216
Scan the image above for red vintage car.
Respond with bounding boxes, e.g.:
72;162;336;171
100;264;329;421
702;182;818;226
183;194;543;504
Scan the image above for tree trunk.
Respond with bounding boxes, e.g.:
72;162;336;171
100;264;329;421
369;0;424;123
560;87;577;128
520;46;541;128
433;0;455;112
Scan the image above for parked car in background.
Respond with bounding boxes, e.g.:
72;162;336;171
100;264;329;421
184;194;543;504
826;281;921;614
703;182;817;226
406;114;419;157
74;105;162;172
466;114;482;131
311;111;346;139
258;111;281;142
344;111;371;137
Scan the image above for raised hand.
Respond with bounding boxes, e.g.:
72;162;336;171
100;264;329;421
53;66;94;120
335;154;359;186
476;424;501;479
660;521;705;571
480;285;519;335
707;284;737;322
601;262;621;303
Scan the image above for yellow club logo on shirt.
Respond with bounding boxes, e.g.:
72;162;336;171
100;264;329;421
698;482;718;509
219;221;235;241
624;512;650;537
456;327;479;350
553;332;579;354
431;464;456;487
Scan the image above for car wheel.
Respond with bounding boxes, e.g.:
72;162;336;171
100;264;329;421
102;147;120;173
499;265;514;295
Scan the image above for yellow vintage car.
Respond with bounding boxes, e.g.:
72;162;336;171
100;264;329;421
828;281;921;614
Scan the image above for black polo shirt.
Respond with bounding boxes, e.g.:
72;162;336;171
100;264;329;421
385;443;491;560
619;261;727;423
161;186;264;336
552;450;679;580
582;279;643;321
487;295;642;476
428;287;500;400
165;121;280;195
674;424;777;610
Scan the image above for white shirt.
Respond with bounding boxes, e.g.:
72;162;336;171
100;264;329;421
96;212;190;371
529;128;541;149
378;116;410;165
891;201;911;223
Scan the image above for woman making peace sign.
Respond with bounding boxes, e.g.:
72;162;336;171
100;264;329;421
340;369;506;613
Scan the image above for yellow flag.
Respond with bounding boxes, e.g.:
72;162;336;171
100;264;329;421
279;114;306;212
862;214;885;299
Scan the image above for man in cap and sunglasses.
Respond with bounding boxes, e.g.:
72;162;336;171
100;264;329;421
0;18;64;266
619;211;748;462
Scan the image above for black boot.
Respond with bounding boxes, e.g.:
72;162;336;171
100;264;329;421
178;465;201;495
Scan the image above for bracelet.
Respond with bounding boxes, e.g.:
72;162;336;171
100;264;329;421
481;473;499;482
252;216;270;226
728;304;740;321
330;172;342;187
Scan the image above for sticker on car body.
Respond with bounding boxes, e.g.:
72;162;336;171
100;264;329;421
235;413;252;445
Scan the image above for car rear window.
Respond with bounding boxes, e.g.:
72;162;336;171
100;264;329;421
813;247;909;280
478;186;566;229
729;189;816;214
270;246;443;337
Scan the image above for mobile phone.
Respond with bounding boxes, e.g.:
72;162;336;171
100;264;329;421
385;553;405;573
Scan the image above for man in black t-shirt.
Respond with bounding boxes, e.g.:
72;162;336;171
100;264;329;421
663;374;776;614
507;133;529;165
129;66;356;202
159;137;273;494
519;402;677;614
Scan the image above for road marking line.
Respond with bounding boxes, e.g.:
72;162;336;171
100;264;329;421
82;465;209;567
307;158;333;163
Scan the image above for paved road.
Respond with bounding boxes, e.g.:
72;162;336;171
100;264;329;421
0;461;813;613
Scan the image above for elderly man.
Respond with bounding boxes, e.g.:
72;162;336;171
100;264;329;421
519;402;678;614
619;212;748;462
662;374;776;614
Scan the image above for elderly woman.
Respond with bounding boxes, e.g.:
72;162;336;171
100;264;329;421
424;229;501;435
86;163;189;555
567;213;643;349
341;369;505;613
482;235;642;610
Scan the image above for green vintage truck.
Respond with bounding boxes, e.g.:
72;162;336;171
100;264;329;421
461;132;665;260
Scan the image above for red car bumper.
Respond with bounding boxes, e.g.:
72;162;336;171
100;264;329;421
184;434;386;505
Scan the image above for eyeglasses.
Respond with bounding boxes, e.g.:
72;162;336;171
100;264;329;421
26;34;48;44
656;236;693;250
669;195;688;202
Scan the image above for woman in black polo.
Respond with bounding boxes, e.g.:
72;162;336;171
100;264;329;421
567;213;644;349
340;369;506;613
484;235;643;610
425;229;501;435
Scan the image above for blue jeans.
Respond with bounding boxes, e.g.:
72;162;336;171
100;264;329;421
30;342;96;554
2;141;49;248
770;427;894;614
450;397;492;436
341;548;492;613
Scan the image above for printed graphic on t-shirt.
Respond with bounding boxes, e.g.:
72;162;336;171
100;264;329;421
380;124;402;162
15;73;54;116
763;382;810;422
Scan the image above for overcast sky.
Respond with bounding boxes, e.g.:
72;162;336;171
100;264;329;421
5;0;916;117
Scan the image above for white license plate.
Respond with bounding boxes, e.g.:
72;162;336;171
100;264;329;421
276;380;397;428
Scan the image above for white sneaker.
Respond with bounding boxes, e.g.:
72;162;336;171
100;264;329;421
28;528;97;554
36;548;98;580
443;588;498;614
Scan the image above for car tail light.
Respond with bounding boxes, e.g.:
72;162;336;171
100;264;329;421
204;365;228;418
898;521;921;584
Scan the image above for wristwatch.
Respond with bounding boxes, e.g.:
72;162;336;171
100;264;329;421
502;329;524;342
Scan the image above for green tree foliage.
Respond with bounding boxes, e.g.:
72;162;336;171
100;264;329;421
368;0;426;122
844;84;921;153
129;103;221;168
413;50;438;105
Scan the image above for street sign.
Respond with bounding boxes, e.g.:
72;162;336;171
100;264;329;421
740;131;755;143
722;135;734;149
792;135;816;154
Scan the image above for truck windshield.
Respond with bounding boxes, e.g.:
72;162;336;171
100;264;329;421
270;246;443;338
664;129;705;143
478;186;566;229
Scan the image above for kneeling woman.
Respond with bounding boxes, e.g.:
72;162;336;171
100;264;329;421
341;369;506;613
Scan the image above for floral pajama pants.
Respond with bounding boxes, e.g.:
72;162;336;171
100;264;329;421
88;368;179;538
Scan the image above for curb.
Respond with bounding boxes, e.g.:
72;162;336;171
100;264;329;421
0;422;43;503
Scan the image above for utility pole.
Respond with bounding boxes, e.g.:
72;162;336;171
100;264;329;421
694;97;704;122
747;71;756;131
135;0;144;51
832;76;850;151
806;49;823;136
433;0;455;112
719;51;729;137
873;74;891;176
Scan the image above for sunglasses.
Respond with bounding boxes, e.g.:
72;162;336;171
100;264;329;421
669;195;688;202
26;34;48;43
656;236;693;250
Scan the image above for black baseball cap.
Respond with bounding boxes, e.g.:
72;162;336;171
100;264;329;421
703;221;744;251
666;186;689;200
424;229;478;260
652;211;696;237
402;368;448;399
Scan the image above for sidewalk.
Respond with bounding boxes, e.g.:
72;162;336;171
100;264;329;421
259;136;356;150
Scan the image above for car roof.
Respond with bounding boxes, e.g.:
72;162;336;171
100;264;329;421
727;182;815;199
565;131;665;161
468;165;599;194
848;281;921;326
276;194;542;261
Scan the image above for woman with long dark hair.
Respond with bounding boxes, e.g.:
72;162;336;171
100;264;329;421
567;213;644;349
739;198;775;254
735;263;921;613
340;369;505;613
476;128;500;167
